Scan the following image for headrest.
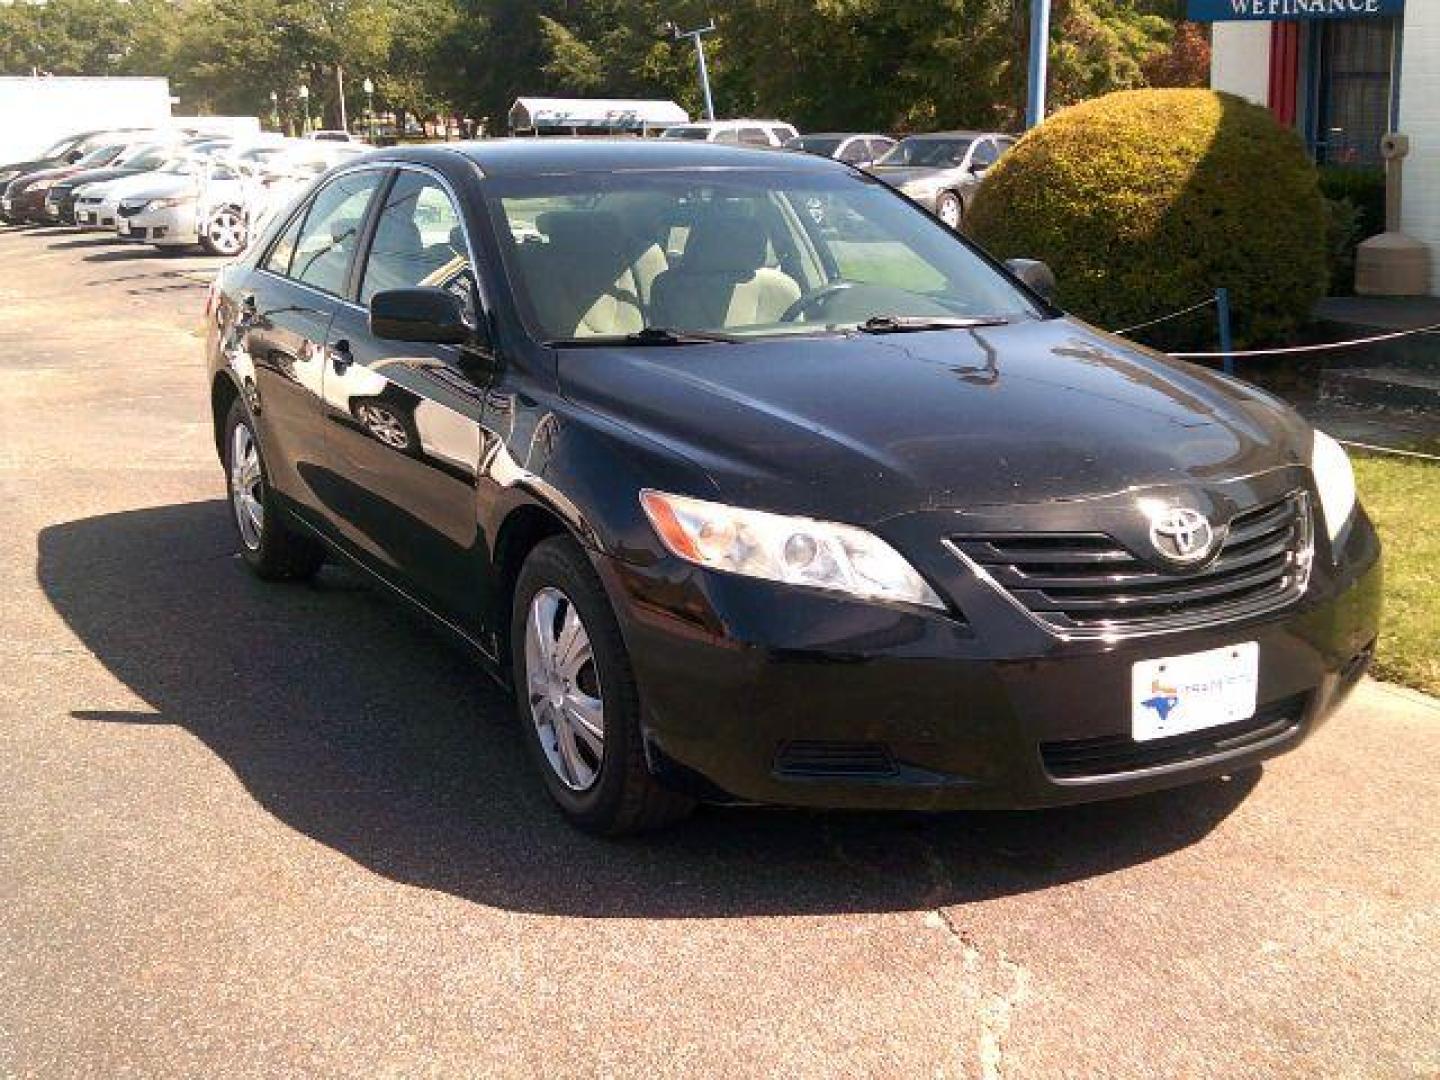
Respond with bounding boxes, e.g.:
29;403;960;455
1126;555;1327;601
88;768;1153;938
682;214;767;275
536;210;625;258
373;213;422;256
449;224;467;254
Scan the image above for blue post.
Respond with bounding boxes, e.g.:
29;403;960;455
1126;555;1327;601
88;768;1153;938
1216;287;1234;376
1026;0;1051;130
694;33;716;121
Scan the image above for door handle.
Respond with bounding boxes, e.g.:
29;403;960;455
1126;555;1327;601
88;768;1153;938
330;339;353;375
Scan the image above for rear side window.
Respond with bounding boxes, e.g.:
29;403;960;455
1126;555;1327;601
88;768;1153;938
288;169;385;295
738;128;771;146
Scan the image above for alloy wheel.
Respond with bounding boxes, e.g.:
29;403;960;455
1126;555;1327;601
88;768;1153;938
208;210;246;256
229;421;264;550
938;194;962;229
524;586;605;791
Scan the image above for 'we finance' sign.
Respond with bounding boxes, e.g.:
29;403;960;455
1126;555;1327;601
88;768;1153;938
1187;0;1402;19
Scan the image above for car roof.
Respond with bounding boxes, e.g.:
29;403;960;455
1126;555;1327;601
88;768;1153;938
898;130;1015;141
378;138;845;178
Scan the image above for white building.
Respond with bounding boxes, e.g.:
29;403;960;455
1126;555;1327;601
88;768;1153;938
1202;0;1438;294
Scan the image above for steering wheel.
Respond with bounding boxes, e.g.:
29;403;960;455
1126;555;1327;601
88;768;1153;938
780;281;858;324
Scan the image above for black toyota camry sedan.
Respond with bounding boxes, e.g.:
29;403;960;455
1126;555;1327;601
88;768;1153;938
204;140;1381;834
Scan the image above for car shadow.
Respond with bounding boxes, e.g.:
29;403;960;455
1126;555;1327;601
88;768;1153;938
47;235;123;250
37;500;1259;918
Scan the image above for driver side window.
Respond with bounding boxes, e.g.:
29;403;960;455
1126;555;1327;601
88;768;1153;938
287;169;384;296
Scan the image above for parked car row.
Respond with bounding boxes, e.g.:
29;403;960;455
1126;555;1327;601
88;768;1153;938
2;128;367;256
665;119;1015;230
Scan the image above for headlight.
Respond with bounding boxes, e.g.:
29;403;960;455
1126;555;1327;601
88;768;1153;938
1310;429;1356;549
146;195;192;212
640;490;945;610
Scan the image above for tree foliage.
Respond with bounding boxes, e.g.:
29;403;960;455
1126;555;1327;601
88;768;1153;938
0;0;1207;135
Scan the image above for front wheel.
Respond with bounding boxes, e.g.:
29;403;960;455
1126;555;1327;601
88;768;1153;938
936;192;963;230
223;399;326;581
202;207;247;256
512;536;693;835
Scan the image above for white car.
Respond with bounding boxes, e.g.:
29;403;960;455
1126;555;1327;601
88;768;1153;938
72;142;233;229
659;119;798;147
120;142;311;255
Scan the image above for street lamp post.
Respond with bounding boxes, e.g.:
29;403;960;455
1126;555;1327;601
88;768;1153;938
362;78;374;142
666;20;717;122
1025;0;1052;130
298;84;311;135
336;66;348;135
269;90;279;132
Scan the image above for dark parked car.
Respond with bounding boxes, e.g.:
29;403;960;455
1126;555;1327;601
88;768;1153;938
0;128;159;222
784;132;896;167
1;142;130;223
206;140;1380;834
42;142;180;225
869;130;1016;229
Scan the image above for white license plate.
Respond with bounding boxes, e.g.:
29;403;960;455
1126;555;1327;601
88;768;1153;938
77;212;92;224
117;219;131;235
1131;643;1259;741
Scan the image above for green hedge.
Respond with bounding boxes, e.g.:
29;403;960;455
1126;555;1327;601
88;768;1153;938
967;89;1329;350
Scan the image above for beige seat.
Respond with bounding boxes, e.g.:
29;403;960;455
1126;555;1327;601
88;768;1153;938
650;215;801;330
524;211;668;338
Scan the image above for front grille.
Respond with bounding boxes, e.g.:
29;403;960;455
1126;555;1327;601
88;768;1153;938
774;741;897;780
1040;693;1308;779
952;493;1310;634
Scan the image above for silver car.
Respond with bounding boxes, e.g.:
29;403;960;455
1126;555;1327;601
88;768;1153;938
868;131;1016;229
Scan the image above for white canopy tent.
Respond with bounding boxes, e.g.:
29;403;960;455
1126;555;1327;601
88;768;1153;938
508;97;689;136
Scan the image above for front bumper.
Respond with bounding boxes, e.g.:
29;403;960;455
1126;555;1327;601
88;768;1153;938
594;483;1382;811
120;204;197;246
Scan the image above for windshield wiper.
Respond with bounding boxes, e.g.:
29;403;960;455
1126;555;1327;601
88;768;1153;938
546;326;743;347
856;315;1011;334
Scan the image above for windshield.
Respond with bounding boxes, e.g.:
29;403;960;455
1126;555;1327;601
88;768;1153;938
120;146;171;170
660;126;710;140
77;145;120;166
42;135;82;159
489;168;1041;343
875;138;971;168
786;136;843;156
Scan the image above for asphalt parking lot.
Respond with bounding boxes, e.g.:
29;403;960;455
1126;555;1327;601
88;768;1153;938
1;224;1438;1078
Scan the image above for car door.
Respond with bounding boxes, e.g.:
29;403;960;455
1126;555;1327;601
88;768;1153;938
965;138;999;198
241;166;386;526
319;165;492;623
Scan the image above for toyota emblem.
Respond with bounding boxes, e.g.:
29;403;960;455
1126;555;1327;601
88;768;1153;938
1149;507;1216;565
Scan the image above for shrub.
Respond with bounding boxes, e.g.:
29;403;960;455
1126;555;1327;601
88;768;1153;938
1318;166;1384;238
967;88;1329;350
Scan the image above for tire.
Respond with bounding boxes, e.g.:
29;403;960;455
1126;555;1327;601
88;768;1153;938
936;191;963;230
202;207;247;257
511;536;694;835
223;398;326;581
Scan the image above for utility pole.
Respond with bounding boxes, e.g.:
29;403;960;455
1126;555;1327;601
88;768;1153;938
336;65;348;134
668;20;716;122
1025;0;1051;130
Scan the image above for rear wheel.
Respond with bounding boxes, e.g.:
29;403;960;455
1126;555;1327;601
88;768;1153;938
202;207;247;256
936;191;963;230
223;399;325;581
512;536;693;834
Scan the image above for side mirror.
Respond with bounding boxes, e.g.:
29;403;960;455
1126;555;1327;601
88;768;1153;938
1005;257;1057;303
65;150;85;163
369;287;472;345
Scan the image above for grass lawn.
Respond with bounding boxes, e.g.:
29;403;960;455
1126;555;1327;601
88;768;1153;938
1354;453;1440;697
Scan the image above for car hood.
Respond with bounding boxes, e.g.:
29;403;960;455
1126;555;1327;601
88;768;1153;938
103;173;194;201
1;157;61;180
556;317;1311;524
54;165;143;191
869;166;957;188
8;163;76;192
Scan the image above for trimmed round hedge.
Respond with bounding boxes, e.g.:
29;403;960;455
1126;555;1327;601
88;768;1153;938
967;88;1328;350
